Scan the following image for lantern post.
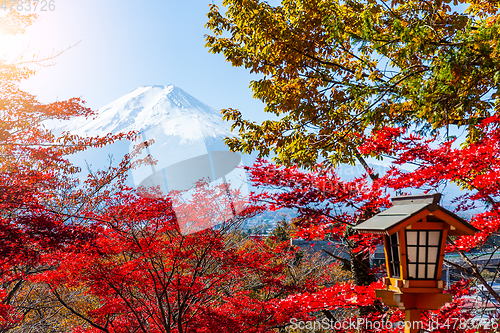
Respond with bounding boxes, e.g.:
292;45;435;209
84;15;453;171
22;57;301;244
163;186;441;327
354;194;478;333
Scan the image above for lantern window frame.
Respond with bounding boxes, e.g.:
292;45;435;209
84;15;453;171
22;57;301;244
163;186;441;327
405;230;443;280
386;233;401;278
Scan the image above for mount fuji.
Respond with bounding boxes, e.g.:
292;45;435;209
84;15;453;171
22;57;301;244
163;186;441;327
56;85;250;234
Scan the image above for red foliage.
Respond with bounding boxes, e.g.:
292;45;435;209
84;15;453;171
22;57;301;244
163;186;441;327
0;13;138;329
32;183;338;332
359;116;500;251
245;159;390;251
3;10;497;328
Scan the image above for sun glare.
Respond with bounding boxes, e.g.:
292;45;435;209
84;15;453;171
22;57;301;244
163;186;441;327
0;34;23;60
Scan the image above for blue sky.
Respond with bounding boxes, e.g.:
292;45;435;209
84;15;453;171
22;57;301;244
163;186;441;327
11;0;469;139
13;0;268;122
4;0;474;210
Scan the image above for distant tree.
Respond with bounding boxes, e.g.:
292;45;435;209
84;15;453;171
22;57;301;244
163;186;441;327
270;218;292;243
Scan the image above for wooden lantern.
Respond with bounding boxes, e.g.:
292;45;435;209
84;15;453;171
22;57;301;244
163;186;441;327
354;193;478;333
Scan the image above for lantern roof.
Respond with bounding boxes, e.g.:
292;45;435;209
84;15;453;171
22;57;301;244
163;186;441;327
354;193;478;236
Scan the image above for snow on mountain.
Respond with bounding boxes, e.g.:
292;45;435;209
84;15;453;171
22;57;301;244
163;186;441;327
61;85;233;142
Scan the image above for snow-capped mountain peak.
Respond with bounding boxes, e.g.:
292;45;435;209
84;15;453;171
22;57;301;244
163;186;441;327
61;85;233;143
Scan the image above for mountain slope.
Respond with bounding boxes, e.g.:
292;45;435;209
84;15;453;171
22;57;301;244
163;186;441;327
52;84;247;190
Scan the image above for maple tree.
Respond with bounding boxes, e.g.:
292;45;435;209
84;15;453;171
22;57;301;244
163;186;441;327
359;118;500;305
205;0;500;167
0;11;137;330
242;156;499;331
244;159;388;286
205;0;500;329
28;181;348;333
0;10;353;333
